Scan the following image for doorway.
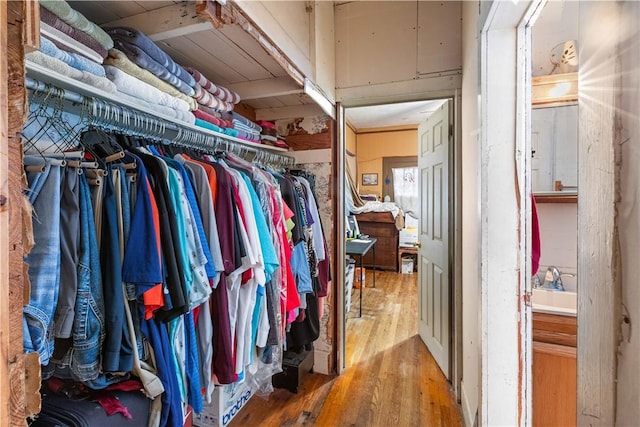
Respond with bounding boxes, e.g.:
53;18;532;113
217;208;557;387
338;97;462;396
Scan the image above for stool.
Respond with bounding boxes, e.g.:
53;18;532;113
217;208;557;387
398;246;418;273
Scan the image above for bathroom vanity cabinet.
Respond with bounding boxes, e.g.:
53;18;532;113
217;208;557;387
532;312;577;427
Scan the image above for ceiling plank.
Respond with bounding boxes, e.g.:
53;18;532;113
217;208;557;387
186;30;273;81
256;104;325;121
218;24;287;77
157;35;242;85
226;76;302;100
104;2;213;41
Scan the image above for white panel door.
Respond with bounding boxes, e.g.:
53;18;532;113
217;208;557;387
418;100;451;378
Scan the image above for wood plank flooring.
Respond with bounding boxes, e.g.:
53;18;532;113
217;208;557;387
229;271;462;427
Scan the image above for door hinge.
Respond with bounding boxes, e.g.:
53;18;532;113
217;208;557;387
449;124;453;137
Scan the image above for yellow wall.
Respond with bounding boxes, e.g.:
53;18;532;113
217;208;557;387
346;124;357;179
356;126;418;197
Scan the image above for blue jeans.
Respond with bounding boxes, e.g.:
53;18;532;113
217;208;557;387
70;174;106;381
23;163;61;366
53;167;80;340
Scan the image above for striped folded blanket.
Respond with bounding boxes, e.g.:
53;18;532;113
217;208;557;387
185;67;241;104
193;84;235;112
40;0;113;50
231;112;262;133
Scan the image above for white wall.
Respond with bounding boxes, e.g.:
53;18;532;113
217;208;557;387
335;1;462;105
616;2;640;424
460;2;481;425
532;1;579;77
535;203;578;291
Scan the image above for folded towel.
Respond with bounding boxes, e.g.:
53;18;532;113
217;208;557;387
40;36;106;77
26;51;116;94
193;84;234;112
114;39;195;97
185;67;241;104
195;104;233;128
260;135;278;143
40;7;107;59
222;128;239;138
195;103;221;118
104;49;197;111
103;65;190;112
256;120;276;130
106;27;195;87
233;122;262;135
233;129;261;142
231;112;262;132
194;118;223;133
260;127;277;137
193;109;227;128
41;23;104;64
39;0;113;50
115;91;195;125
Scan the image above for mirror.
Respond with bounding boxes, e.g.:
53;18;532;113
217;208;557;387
531;103;578;195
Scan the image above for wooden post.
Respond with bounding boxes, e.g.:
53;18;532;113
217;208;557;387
3;1;30;425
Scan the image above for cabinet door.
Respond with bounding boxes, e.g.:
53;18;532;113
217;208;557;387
533;342;576;427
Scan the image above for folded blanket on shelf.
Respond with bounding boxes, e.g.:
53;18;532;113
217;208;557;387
26;51;116;94
40;36;106;77
234;129;261;142
41;24;104;64
103;65;191;112
39;0;113;50
222;128;239;138
106;27;195;88
104;49;197;111
115;90;195;125
194;118;223;134
193;109;227;128
231;112;262;132
234;123;262;135
185;67;241;104
113;39;195;97
40;7;107;59
193;84;234;112
260;134;278;143
256;120;276;130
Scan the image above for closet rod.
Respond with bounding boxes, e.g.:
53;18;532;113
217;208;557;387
25;77;296;168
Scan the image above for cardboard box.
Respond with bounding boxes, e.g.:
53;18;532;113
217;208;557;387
401;257;415;274
192;379;253;427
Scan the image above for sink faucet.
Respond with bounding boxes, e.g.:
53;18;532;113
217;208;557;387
543;266;565;291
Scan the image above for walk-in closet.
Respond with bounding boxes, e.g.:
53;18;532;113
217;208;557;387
5;1;337;426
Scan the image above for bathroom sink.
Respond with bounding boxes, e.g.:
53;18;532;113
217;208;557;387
531;288;577;316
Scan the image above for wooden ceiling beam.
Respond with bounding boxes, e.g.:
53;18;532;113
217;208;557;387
104;2;213;41
255;104;325;121
226;76;302;101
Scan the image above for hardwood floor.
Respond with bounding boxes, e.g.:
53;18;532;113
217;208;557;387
229;271;462;427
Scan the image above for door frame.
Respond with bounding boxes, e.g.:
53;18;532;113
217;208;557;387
479;1;542;425
335;94;463;399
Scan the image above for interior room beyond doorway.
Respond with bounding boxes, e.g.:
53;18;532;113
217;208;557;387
343;99;448;372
